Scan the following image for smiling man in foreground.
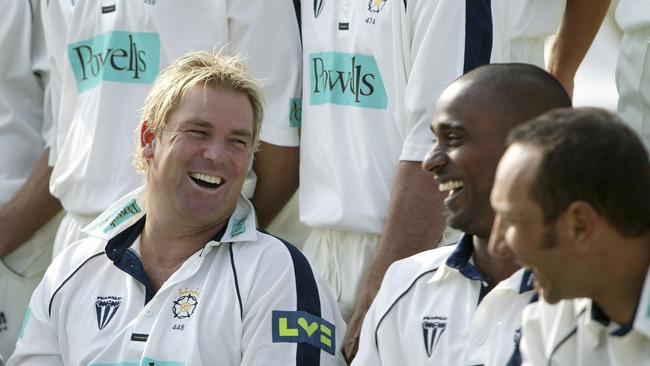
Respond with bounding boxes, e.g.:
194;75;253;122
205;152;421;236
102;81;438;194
352;63;571;366
8;51;344;366
489;107;650;365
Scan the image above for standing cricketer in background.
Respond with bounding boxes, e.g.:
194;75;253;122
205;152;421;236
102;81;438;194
40;0;302;257
0;0;62;359
8;51;345;366
352;63;571;366
549;0;650;151
489;108;650;365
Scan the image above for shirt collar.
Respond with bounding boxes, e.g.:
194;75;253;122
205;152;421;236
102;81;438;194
444;234;489;283
84;185;258;244
584;266;650;338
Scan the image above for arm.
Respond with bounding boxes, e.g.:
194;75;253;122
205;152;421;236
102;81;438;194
548;0;611;96
227;0;302;226
342;161;445;363
252;142;299;228
0;148;61;257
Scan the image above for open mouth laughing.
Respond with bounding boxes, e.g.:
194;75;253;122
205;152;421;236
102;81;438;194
188;172;224;190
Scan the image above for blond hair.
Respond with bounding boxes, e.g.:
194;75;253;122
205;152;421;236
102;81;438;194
133;50;264;174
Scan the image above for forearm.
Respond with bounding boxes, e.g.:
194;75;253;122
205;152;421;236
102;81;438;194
251;142;299;228
548;0;611;94
0;148;62;257
356;161;445;306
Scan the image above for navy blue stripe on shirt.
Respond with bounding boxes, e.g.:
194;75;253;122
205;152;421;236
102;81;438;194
49;252;104;317
464;0;492;74
229;244;244;320
259;229;321;365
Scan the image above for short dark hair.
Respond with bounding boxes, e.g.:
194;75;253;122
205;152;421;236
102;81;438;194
508;107;650;236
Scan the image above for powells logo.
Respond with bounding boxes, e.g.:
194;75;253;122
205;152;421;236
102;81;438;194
272;310;335;355
172;288;200;319
95;296;122;330
68;31;160;92
310;52;387;109
422;316;447;357
367;0;387;13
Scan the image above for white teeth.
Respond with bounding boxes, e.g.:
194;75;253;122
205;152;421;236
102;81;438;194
189;172;223;185
438;180;464;192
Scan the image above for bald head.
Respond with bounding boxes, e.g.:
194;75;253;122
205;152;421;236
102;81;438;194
445;63;572;129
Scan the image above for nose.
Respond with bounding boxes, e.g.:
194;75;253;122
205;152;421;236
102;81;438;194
488;215;512;258
202;139;227;166
421;145;447;174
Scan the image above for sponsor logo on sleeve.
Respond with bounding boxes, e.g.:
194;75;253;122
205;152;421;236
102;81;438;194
68;31;160;93
290;98;302;128
272;310;335;355
422;316;447;357
309;52;387;109
96;296;122;330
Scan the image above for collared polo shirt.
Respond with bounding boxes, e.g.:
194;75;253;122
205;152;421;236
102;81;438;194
353;234;535;365
520;267;650;366
8;187;345;366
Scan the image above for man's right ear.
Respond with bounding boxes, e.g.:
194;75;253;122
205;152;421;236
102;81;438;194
140;121;156;158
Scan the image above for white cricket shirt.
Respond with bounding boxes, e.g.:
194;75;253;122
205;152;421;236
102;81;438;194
353;234;536;366
520;267;650;366
299;0;512;234
8;187;345;366
42;0;301;216
0;0;51;205
616;0;650;32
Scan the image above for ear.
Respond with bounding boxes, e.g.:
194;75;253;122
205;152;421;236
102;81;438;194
140;121;156;158
562;201;600;254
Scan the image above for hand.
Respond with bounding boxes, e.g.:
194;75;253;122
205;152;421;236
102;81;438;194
341;307;366;364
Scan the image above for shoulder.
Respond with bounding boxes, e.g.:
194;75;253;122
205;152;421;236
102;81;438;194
371;245;455;321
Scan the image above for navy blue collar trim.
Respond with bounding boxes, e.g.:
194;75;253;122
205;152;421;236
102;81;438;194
591;300;637;336
445;234;489;283
519;270;535;294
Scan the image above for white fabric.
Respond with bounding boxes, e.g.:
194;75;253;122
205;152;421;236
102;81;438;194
302;229;380;321
615;26;650;152
353;235;536;366
615;0;650;31
51;212;96;258
42;0;301;217
0;0;51;205
520;267;650;365
0;212;61;360
9;187;345;366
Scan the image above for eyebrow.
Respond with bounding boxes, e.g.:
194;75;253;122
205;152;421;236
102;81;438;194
432;119;465;134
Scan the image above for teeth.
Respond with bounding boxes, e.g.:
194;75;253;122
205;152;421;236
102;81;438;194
438;180;464;192
189;172;223;185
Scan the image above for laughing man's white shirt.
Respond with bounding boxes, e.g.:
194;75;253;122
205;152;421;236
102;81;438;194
8;187;344;366
520;267;650;365
352;234;536;366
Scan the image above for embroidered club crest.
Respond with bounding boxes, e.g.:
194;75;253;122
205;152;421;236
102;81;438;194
367;0;387;13
422;316;447;357
314;0;325;17
172;288;200;319
95;296;122;330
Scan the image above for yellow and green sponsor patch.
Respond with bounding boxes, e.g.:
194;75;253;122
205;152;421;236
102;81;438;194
272;310;335;355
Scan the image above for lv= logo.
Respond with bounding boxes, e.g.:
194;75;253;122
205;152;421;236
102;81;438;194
272;310;336;355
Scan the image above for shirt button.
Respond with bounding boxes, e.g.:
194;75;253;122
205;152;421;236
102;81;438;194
145;310;153;317
477;336;485;345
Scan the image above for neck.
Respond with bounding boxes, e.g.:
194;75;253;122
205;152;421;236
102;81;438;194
591;235;650;324
473;235;520;287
